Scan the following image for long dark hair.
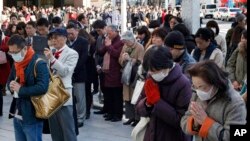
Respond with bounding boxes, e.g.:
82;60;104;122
137;26;151;47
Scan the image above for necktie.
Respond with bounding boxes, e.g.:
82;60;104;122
54;50;63;59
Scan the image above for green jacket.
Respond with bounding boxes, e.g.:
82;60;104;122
226;47;247;85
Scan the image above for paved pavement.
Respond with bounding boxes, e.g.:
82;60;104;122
0;94;133;141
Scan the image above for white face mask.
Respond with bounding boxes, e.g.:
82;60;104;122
196;86;213;101
211;28;216;35
148;28;154;33
11;50;25;62
151;71;169;82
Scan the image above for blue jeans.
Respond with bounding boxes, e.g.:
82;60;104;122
13;118;43;141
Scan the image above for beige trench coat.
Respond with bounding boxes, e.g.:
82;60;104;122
119;41;144;101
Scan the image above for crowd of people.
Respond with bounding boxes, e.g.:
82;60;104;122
0;4;247;141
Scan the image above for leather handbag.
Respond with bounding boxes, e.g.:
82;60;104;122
32;58;70;119
0;50;7;64
131;117;150;141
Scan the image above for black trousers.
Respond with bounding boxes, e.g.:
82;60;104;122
0;85;3;115
104;87;123;119
98;73;109;113
124;101;140;120
92;75;99;93
85;82;93;115
72;88;79;135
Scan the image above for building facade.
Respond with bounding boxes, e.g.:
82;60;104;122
3;0;102;8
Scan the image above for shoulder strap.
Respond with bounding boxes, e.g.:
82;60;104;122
34;58;44;78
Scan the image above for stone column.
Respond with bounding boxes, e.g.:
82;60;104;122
169;0;176;8
181;0;200;34
111;0;116;7
165;0;168;9
0;0;3;26
0;0;2;23
85;0;91;7
121;0;127;33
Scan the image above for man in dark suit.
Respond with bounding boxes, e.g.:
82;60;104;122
77;13;88;30
91;20;107;116
66;23;89;127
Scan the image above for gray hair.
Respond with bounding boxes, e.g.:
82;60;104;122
107;24;119;32
121;30;135;41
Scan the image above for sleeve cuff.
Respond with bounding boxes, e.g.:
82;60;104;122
187;116;199;135
198;117;215;138
144;101;154;111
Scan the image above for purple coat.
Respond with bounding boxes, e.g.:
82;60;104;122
98;35;124;87
136;64;192;141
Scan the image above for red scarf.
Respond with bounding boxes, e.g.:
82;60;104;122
14;47;35;85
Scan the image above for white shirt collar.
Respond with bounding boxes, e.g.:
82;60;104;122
57;44;67;52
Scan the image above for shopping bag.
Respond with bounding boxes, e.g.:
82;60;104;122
131;80;145;104
121;60;133;85
131;117;150;141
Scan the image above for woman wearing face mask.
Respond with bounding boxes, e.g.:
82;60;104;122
206;20;227;59
135;45;192;141
181;60;247;141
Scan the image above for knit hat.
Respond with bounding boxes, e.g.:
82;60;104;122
121;30;135;41
164;31;185;49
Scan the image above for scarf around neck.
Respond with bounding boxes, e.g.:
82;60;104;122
14;46;35;85
193;43;217;62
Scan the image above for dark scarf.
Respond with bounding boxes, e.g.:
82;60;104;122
193;42;217;62
174;50;185;63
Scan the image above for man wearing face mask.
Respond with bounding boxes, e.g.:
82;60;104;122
6;35;50;141
181;60;247;141
136;45;192;141
164;31;196;76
